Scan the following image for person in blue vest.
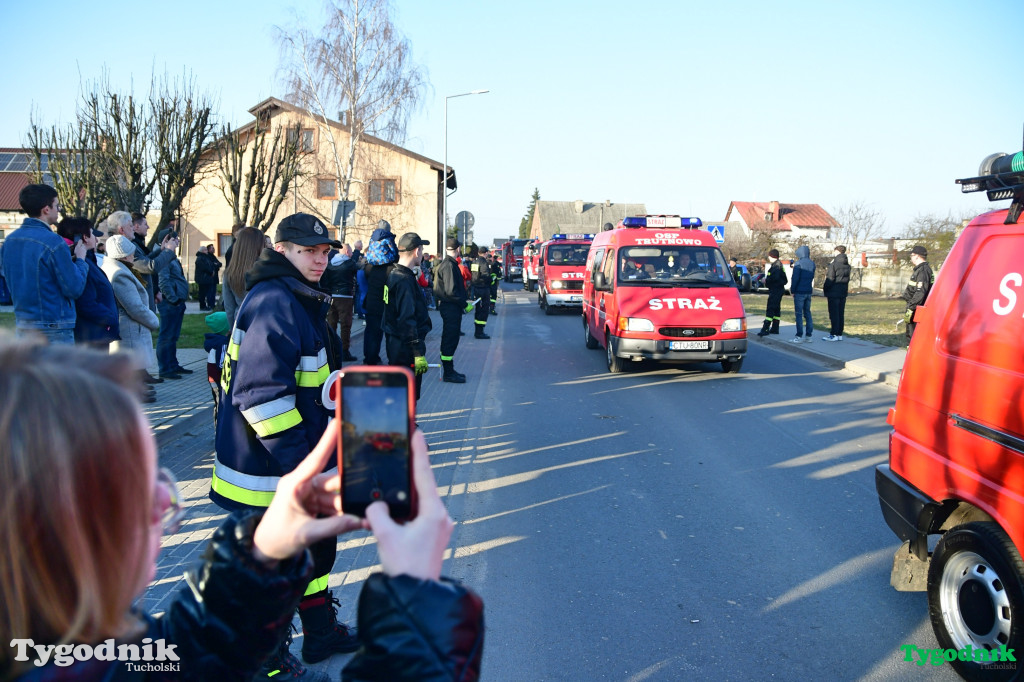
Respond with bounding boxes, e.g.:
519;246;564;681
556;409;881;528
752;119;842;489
210;212;357;680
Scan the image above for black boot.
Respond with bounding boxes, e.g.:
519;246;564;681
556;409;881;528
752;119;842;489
258;629;330;681
757;319;771;337
341;348;357;362
770;319;780;334
442;360;466;383
475;326;490;339
299;592;359;663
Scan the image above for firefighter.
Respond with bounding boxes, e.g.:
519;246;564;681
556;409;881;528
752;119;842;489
384;232;433;400
757;248;788;337
901;245;934;340
210;213;358;677
482;246;501;315
467;243;491;339
433;237;470;383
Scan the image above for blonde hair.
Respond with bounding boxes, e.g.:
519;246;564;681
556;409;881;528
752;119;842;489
0;337;151;677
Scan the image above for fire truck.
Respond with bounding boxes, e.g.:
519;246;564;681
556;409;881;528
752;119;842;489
501;238;532;282
537;234;594;314
522;239;542;292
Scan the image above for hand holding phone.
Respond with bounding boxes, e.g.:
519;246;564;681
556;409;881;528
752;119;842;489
337;366;416;521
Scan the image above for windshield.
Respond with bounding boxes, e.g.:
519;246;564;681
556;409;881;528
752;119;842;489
512;240;528;257
546;243;589;266
617;245;733;286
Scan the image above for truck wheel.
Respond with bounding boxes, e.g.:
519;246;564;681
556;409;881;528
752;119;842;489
721;358;743;373
545;300;555;315
584;319;598;349
539;294;546;311
741;273;751;292
606;334;624;373
927;522;1024;681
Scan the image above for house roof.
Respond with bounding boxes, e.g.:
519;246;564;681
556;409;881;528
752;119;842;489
534;201;647;241
725;201;838;231
236;97;446;172
0;170;30;213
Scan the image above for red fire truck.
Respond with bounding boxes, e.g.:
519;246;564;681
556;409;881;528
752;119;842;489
537;233;593;314
501;238;532;282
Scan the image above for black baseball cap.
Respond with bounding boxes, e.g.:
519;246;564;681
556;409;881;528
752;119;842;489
910;245;928;257
397;232;430;252
275;213;342;248
445;237;462;250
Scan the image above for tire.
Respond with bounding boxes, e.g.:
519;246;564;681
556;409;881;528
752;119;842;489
544;300;555;315
606;333;624;373
927;522;1024;681
741;273;751;292
721;358;744;373
539;294;547;311
584;318;598;349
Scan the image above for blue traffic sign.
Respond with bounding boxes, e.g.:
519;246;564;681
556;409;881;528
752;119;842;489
708;225;725;244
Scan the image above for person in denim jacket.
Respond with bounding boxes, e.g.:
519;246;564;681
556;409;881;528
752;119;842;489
0;184;88;344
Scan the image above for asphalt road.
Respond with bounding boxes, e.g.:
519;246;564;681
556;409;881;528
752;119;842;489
434;285;959;682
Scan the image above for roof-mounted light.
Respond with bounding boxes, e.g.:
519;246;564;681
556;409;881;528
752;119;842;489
551;233;595;240
621;215;703;229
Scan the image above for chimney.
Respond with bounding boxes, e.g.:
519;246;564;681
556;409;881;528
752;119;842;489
604;199;611;207
768;201;780;221
574;200;584;214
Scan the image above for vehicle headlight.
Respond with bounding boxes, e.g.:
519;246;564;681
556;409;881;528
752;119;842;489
721;318;745;332
618;317;654;332
551;280;564;289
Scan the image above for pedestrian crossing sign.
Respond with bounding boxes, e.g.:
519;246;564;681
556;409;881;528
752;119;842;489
708;225;725;244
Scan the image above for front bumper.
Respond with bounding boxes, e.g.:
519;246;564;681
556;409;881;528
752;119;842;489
608;335;747;363
546;291;584;307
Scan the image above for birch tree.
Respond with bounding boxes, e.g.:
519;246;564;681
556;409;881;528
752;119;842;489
277;0;426;238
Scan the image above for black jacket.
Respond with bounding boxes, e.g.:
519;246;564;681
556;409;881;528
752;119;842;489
765;260;787;294
342;574;484;682
322;256;358;297
433;255;468;306
902;260;934;311
469;256;490;292
363;263;391;313
823;253;851;299
195;251;222;286
383;264;431;362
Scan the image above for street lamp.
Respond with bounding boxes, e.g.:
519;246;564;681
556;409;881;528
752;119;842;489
442;89;489;252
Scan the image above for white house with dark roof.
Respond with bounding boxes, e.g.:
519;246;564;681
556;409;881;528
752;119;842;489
527;200;647;241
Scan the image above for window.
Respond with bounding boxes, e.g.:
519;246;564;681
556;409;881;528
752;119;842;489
369;179;398;205
286;128;315;152
217;233;233;255
318;178;338;199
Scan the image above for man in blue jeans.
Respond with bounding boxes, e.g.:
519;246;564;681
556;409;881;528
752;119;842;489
789;244;816;343
0;184;88;344
153;227;192;379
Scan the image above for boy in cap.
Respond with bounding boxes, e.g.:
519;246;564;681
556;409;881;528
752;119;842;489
210;212;357;679
902;245;933;340
432;237;470;382
384;232;433;399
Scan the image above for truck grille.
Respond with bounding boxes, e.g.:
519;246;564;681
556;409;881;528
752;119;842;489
659;327;717;338
558;281;583;291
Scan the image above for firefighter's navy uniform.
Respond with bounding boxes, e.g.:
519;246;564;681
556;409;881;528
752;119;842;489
488;254;501;314
470;250;491;338
384;258;433;400
758;258;788;336
210;213;358;665
433;239;468;382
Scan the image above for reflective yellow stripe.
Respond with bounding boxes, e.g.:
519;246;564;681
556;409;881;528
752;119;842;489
383;284;389;305
242;396;302;437
294;349;330;388
475;320;486;325
440;354;453;361
251;408;302;437
210;470;276;508
304;574;330;596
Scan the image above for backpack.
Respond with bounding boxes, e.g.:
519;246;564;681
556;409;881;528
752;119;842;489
365;234;398;266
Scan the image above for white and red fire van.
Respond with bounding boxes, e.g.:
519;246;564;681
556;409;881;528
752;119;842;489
537;233;593;314
582;215;747;373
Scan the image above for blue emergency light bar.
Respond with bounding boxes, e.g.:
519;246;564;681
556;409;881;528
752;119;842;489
551;233;595;240
622;215;703;229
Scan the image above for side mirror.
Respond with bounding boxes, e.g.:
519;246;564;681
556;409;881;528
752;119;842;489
594;272;607;290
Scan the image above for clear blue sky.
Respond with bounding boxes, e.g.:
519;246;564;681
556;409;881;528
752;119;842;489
3;0;1022;246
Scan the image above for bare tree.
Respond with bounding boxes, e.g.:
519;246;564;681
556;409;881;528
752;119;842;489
217;121;305;233
830;201;887;256
25;112;112;227
150;73;217;239
277;0;426;239
901;212;971;268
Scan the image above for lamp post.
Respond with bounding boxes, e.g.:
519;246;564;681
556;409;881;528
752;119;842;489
442;89;489;252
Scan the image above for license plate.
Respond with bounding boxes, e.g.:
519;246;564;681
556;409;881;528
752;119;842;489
669;340;709;350
570;295;582;302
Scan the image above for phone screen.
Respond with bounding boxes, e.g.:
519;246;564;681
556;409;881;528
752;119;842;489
339;368;414;520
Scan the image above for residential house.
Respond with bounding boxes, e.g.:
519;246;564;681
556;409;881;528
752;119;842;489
0;149;43;241
181;97;449;273
724;200;839;243
528;200;647;241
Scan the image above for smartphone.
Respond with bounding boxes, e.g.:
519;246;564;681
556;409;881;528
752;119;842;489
336;365;416;521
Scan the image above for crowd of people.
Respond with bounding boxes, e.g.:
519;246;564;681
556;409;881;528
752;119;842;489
0;190;487;680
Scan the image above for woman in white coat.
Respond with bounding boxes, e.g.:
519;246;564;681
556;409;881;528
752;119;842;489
101;235;159;403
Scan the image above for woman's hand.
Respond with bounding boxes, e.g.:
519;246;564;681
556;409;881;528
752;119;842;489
364;429;453;581
253;419;363;565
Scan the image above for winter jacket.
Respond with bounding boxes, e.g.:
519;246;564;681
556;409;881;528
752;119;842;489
384;263;432;364
823;253;851;299
789;245;816;295
194;251;222;286
153;248;189;305
211;249;340;511
902;260;934;312
222;268;244;322
433;255;468;306
0;218;88;330
765;259;787;294
469;256;490;293
322;253;358;297
10;511;313;682
130;235;174;313
342;574;485;682
102;257;159;368
73;251;120;345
